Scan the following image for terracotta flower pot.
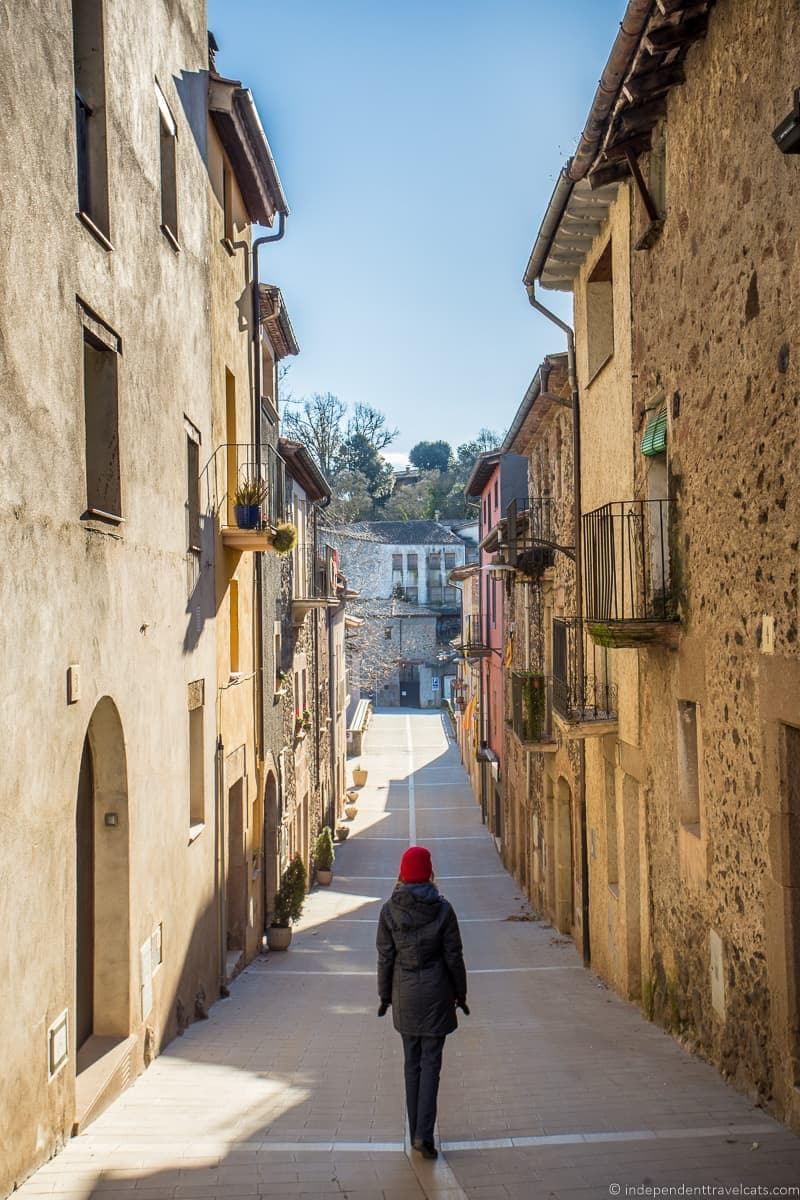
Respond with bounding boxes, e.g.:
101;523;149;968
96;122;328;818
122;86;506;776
317;868;333;886
344;804;358;821
353;768;368;787
267;925;292;951
335;825;350;842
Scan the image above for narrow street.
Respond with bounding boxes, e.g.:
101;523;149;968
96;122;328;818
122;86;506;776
19;711;800;1200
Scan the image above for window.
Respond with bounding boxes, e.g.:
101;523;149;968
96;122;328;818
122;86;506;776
229;579;239;673
185;418;201;552
189;693;205;830
444;550;456;571
392;553;403;573
72;0;110;243
493;478;499;509
586;241;614;382
82;322;121;520
225;370;237;524
406;552;418;573
156;81;178;248
605;761;619;892
677;700;701;835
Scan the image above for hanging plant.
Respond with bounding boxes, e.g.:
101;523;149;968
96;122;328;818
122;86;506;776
271;521;298;554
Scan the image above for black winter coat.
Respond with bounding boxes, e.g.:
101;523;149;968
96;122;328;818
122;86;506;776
376;882;467;1037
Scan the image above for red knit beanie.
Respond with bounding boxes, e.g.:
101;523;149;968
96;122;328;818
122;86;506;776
399;845;433;884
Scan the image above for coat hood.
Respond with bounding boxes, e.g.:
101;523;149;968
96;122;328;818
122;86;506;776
387;882;442;931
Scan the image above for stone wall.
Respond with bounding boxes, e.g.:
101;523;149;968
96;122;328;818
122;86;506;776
626;0;800;1122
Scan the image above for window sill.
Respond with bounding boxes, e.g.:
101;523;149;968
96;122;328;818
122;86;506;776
160;224;181;253
587;352;614;388
188;822;205;844
77;211;114;252
82;508;125;526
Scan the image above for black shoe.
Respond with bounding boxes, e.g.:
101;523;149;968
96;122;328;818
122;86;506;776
412;1138;438;1159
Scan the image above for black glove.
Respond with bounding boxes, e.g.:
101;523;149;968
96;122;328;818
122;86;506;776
377;1000;390;1017
456;999;470;1015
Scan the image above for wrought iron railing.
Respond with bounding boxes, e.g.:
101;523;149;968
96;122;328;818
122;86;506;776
202;442;287;528
510;671;555;746
583;498;677;624
552;618;617;724
294;542;338;601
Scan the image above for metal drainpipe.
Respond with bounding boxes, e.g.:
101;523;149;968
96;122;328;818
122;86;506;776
250;213;286;943
525;282;591;970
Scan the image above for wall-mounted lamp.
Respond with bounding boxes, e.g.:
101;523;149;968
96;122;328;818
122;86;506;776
773;87;800;154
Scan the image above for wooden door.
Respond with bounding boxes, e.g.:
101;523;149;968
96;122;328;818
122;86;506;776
76;739;94;1050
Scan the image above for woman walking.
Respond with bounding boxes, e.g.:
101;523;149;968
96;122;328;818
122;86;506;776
376;845;468;1160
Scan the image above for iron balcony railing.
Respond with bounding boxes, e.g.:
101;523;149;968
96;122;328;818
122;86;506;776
294;543;338;601
203;442;287;528
583;498;677;625
462;613;491;658
552;618;617;724
510;671;555;747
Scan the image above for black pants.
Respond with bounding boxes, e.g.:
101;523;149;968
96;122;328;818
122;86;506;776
401;1034;445;1144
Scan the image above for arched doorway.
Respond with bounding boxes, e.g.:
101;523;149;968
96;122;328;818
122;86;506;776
555;777;575;935
264;770;279;928
75;698;131;1057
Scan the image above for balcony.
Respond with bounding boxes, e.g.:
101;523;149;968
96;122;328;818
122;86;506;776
552;618;618;737
510;672;557;751
204;443;287;551
507;497;573;578
583;499;679;649
292;543;340;622
457;614;492;661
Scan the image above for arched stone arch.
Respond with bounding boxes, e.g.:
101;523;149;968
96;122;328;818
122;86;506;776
76;697;131;1051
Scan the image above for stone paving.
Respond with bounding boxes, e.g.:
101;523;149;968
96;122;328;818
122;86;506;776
15;710;800;1199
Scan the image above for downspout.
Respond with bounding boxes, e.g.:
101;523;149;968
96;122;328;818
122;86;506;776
251;214;286;944
525;282;591;970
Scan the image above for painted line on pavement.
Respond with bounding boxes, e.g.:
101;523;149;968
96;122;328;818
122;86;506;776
218;1123;783;1157
405;714;416;846
354;835;487;842
258;966;582;976
440;1123;783;1152
334;874;507;881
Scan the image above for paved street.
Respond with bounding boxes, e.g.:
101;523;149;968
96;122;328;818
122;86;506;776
18;711;800;1199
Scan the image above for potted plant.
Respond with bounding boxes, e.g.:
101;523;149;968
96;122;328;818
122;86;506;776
302;707;312;730
344;794;358;820
335;823;350;842
352;764;368;788
294;710;305;739
267;853;306;950
233;478;267;529
271;521;298;555
314;826;335;886
275;669;289;696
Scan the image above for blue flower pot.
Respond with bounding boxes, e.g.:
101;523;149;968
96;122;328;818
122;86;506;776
234;504;261;529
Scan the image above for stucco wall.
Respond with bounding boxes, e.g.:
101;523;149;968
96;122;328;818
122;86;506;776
0;2;219;1191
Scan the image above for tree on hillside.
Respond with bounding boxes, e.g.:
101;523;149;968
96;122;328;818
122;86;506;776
345;402;398;452
409;440;453;473
282;392;347;479
455;428;503;473
337;431;394;506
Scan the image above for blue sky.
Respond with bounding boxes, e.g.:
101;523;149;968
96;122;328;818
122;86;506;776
207;0;626;464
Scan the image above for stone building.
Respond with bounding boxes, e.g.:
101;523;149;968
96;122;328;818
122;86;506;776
330;522;466;708
0;3;309;1192
524;0;800;1129
464;452;528;840
274;440;346;886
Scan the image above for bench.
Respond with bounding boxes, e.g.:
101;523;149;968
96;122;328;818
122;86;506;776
347;699;372;757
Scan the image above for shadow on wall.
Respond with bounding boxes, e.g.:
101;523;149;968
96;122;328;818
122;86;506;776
183;511;217;654
172;69;209;165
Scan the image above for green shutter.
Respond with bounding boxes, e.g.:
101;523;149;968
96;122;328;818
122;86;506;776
641;408;667;457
